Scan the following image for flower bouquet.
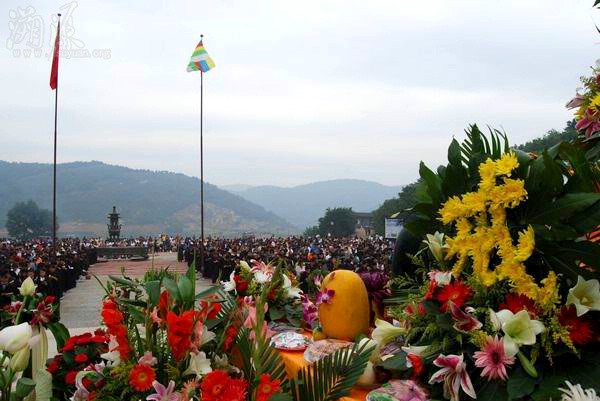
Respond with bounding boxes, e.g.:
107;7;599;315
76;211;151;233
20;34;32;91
49;262;376;401
0;277;66;401
220;260;303;326
375;127;600;400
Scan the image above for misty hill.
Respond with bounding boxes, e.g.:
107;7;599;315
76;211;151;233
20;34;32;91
228;179;403;229
0;161;295;237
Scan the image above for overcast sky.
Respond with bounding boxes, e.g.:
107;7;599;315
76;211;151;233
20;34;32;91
0;0;598;187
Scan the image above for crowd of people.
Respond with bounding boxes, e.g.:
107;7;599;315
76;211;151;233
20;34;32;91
0;238;96;306
0;234;394;307
178;235;394;285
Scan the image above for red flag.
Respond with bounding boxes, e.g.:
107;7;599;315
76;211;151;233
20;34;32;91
50;21;60;90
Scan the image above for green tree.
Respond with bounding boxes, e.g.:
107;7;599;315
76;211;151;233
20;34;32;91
517;120;577;153
372;181;419;235
318;207;355;237
303;225;320;237
5;200;55;240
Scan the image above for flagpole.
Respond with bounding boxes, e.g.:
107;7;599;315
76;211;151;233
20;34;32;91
52;13;61;262
199;35;205;275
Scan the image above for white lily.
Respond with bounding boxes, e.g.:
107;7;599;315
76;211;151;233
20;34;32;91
282;274;302;299
183;351;212;378
495;309;545;357
100;337;121;366
201;326;216;345
254;271;271;284
566;276;600;317
423;231;448;264
372;319;405;348
221;271;236;292
19;277;37;296
0;322;33;353
9;346;30;372
401;345;431;356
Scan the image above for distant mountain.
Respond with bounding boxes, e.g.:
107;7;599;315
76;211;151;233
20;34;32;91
220;184;255;192
228;179;403;229
0;161;295;237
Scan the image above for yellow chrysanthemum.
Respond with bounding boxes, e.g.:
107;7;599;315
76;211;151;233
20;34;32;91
589;93;600;111
437;155;556;306
494;152;519;176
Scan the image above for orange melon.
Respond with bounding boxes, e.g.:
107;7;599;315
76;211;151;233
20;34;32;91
318;270;370;340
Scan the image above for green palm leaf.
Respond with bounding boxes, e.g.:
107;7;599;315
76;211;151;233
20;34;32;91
290;341;374;401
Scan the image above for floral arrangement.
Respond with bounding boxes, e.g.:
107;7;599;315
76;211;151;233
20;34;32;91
0;277;67;401
566;59;600;161
221;260;303;325
377;127;600;400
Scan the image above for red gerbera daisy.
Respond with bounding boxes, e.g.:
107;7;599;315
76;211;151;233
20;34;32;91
435;280;472;311
74;353;89;364
558;305;595;346
255;374;282;401
200;370;230;401
499;293;540;318
406;353;424;380
129;363;156;392
222;378;248;401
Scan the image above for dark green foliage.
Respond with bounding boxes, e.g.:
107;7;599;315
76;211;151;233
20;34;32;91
303;225;320;237
406;125;600;283
517;121;577;153
5;200;54;240
317;207;355;237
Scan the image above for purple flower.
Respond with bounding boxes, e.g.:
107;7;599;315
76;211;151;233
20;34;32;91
360;271;390;303
315;289;335;306
301;295;318;327
146;380;179;401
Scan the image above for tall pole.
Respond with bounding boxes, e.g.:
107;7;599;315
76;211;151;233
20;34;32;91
199;34;205;274
52;13;61;262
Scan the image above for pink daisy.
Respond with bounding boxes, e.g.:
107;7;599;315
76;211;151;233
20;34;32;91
474;336;515;381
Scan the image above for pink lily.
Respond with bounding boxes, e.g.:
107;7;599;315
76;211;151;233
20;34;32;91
429;354;476;401
447;301;482;333
146;380;179;401
315;289;335;306
575;109;600;138
566;94;585;109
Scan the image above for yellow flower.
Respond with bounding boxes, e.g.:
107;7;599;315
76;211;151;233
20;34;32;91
589;93;600;111
495;152;519;176
462;192;486;215
514;226;535;262
439;196;466;224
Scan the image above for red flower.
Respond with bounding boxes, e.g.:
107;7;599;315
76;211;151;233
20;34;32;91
31;300;54;326
436;281;472;311
222;378;248;401
74;353;89;363
129;363;156;392
200;370;230;401
407;353;424;380
65;370;78;385
499;293;540;318
166;310;195;360
255;374;281;401
158;291;171;320
234;275;248;293
101;299;131;360
47;358;60;374
222;325;238;352
424;280;439;301
559;306;595;346
44;296;57;304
